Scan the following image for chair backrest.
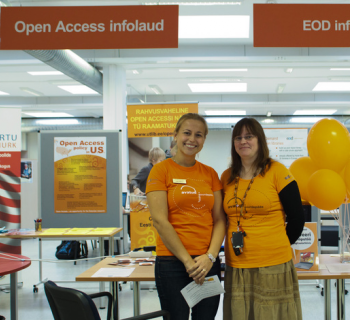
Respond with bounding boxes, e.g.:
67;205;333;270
44;280;101;320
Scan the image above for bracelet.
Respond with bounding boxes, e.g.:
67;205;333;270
206;252;216;263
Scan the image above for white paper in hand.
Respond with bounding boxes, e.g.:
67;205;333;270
180;275;225;308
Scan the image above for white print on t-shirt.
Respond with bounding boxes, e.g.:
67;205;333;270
180;185;212;210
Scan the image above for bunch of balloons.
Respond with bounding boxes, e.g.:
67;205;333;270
289;118;350;211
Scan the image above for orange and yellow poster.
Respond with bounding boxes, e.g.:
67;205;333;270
127;103;198;138
291;222;319;272
54;137;107;213
130;194;158;250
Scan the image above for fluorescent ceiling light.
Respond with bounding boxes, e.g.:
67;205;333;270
285;68;293;73
276;84;286;93
58;85;99;94
266;111;272;117
0;90;9;95
262;119;275;123
294;109;337;115
206;117;242;124
20;87;44;96
313;82;350;91
179;68;247;72
330;68;350;71
188;83;247;92
205;110;246;116
36;119;79;125
179;16;249;39
28;71;63;76
23;112;74;118
289;117;325;123
149;85;163;95
132;70;142;75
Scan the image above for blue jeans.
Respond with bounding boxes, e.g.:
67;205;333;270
155;256;221;320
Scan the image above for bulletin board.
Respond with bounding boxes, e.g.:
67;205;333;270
39;130;122;228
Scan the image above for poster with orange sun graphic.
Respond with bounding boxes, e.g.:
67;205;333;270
54;137;107;213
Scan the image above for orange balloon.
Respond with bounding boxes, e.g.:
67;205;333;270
307;169;346;211
289;157;317;202
307;118;350;172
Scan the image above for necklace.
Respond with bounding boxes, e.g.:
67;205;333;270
234;169;259;232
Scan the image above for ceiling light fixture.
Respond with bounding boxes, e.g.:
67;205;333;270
132;70;141;75
36;119;79;125
289;117;325;123
20;87;44;96
22;112;74;118
293;109;337;115
285;68;293;73
28;71;63;76
0;90;9;95
179;16;249;39
330;68;350;71
205;117;242;124
149;85;163;95
276;84;286;93
188;83;247;92
313;82;350;91
205;110;246;116
179;68;247;72
266;111;272;117
262;119;275;123
58;85;99;94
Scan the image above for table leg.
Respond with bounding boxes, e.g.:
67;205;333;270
324;279;331;320
133;281;140;316
112;281;119;320
337;279;345;320
99;237;105;308
39;238;42;282
110;236;114;256
10;272;18;320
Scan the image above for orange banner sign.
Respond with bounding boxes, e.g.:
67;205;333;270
254;4;350;47
0;6;178;50
130;195;157;251
127;103;198;138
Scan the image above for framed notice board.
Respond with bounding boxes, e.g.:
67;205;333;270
39;130;122;228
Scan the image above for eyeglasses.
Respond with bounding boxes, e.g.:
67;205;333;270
234;135;256;142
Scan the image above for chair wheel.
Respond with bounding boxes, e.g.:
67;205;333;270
346;290;348;295
321;288;324;296
33;287;38;293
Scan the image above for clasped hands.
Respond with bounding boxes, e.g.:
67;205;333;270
186;254;213;285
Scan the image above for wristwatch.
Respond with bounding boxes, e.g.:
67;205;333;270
206;252;216;263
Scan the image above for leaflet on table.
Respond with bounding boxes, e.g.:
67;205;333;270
291;222;319;272
64;228;93;235
180;275;225;308
91;268;135;278
40;228;71;235
54;136;107;214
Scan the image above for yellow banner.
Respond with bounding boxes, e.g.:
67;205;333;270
130;195;158;250
127;103;198;138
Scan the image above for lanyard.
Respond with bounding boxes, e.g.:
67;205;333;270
234;170;258;232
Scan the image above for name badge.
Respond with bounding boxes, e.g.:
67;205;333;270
173;179;186;184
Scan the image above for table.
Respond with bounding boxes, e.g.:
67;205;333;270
0;227;122;293
76;257;154;319
76;254;350;320
0;253;31;320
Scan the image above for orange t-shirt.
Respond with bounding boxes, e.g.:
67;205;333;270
221;161;294;268
146;158;223;256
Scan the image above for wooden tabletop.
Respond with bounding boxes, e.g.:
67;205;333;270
0;253;31;276
76;257;155;282
0;227;123;239
76;254;350;283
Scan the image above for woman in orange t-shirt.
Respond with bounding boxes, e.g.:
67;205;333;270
221;118;304;320
146;113;226;320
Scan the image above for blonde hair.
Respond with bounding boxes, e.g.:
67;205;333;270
174;113;209;137
149;147;166;163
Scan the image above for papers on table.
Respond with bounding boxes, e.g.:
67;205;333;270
180;275;225;308
40;228;70;235
92;268;135;278
65;228;93;235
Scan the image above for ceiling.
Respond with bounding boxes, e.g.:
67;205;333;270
2;0;350;121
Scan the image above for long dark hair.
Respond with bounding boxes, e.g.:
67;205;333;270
227;118;272;184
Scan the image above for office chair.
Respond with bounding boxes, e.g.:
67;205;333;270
44;280;170;320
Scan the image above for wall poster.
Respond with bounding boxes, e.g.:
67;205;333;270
54;137;107;213
21;160;33;183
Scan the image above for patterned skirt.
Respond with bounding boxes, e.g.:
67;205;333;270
223;259;302;320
